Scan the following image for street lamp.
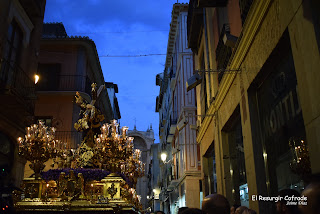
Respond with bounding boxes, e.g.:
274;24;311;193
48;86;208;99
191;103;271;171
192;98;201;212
161;153;167;163
161;153;172;164
34;74;40;84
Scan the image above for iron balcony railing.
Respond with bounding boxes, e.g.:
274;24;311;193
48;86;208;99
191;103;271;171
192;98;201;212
169;68;175;79
0;58;35;113
170;111;178;125
36;75;92;96
215;24;233;83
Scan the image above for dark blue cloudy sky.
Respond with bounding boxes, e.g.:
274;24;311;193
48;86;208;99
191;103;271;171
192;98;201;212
44;0;189;143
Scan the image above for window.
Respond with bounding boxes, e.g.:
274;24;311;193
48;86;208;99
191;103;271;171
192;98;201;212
256;31;306;195
1;20;23;84
36;64;61;91
225;108;248;206
203;143;216;196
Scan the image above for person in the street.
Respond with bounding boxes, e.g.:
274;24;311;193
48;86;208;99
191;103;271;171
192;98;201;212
230;204;241;214
235;206;248;214
243;209;257;214
299;181;320;214
201;194;230;214
181;208;206;214
276;189;301;214
178;207;189;214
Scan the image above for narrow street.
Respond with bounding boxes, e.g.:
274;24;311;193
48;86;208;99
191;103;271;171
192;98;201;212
0;1;320;214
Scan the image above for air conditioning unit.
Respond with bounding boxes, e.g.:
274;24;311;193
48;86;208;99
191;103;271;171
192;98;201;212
186;73;202;91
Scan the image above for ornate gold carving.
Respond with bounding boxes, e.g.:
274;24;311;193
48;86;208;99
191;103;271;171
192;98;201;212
107;183;117;199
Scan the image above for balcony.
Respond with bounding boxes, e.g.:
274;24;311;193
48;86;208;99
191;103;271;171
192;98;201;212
169;68;175;79
167;179;179;192
36;75;92;96
167;135;173;144
169;111;178;135
0;58;35;116
198;0;228;7
187;0;204;53
215;24;233;83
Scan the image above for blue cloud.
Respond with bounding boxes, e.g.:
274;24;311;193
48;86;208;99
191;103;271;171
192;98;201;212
43;0;190;143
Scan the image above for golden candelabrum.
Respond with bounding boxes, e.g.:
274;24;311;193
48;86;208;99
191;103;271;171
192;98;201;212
94;120;145;185
289;137;311;177
17;120;59;178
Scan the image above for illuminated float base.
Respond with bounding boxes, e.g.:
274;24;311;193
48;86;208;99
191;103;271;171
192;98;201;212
15;173;140;214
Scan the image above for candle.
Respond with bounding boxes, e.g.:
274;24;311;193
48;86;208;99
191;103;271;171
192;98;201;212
46;183;49;197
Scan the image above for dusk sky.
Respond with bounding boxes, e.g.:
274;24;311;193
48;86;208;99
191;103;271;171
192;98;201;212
44;0;189;143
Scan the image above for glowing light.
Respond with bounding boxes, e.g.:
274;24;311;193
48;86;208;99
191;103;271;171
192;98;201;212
263;152;267;159
161;153;167;162
34;74;40;84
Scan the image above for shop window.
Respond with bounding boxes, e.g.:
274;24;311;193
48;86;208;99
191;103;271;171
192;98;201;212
203;143;216;196
223;106;247;206
36;63;61;91
229;115;247;206
255;30;306;196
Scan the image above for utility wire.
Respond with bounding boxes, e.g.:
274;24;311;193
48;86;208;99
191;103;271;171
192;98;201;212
68;30;171;34
98;54;167;57
98;52;192;58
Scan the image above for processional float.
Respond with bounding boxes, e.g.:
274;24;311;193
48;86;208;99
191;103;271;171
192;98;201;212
14;83;144;214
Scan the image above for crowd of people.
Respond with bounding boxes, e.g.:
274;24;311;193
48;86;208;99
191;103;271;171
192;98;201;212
154;179;320;214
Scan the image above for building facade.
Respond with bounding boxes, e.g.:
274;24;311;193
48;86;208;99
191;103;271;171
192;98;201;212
187;0;320;213
24;22;120;177
156;3;200;214
147;143;161;213
0;0;46;189
128;126;155;210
